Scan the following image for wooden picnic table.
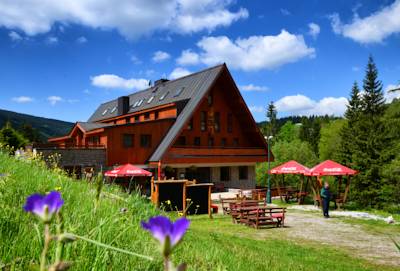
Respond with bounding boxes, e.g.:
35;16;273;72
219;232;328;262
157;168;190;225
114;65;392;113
234;206;286;229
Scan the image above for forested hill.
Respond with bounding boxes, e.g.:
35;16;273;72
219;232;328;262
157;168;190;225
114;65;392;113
257;115;339;129
0;108;73;141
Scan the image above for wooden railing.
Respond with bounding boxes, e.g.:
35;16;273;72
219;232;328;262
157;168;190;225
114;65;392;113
31;143;106;149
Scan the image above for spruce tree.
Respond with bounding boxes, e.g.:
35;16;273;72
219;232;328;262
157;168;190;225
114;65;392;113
265;101;277;136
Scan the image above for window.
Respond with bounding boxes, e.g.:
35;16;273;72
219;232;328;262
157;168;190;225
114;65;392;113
88;136;100;145
208;137;214;147
175;136;186;146
214;112;220;132
102;108;108;116
133;100;139;107
194;137;201;146
227;113;233;133
155;111;159;119
174;87;184;97
135;115;140;122
111;106;117;113
147;96;155;104
220;167;230;181
208;93;213;106
239;166;248;180
144;112;150;120
233;138;239;147
200;111;206;131
221;138;227;147
159;91;169;101
187;118;193;130
126;117;131;124
122;134;134;148
137;99;144;107
140;134;152;148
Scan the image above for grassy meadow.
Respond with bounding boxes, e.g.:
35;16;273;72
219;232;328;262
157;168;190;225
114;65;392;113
0;152;397;271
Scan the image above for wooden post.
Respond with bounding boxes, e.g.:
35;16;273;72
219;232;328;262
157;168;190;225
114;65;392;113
208;185;212;219
343;176;351;204
183;180;187;216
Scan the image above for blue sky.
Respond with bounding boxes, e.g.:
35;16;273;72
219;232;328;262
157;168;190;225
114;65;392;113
0;0;399;123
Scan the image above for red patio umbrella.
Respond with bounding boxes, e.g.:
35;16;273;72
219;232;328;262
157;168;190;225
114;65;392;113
306;160;357;207
270;160;310;175
306;160;357;176
105;164;152;177
269;160;310;204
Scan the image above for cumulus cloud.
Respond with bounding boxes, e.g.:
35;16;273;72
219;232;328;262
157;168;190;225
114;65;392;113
76;36;87;43
169;67;191;79
9;31;23;41
12;96;34;103
152;51;171;62
385;84;400;103
176;49;200;65
308;23;320;39
329;0;400;43
240;84;269;92
184;30;315;71
275;94;348;116
249;106;264;113
91;74;149;91
0;0;248;39
47;96;63;106
46;36;58;44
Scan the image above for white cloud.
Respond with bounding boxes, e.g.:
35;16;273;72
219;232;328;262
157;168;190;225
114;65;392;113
385;84;400;103
46;36;58;44
352;66;360;72
152;51;170;62
308;23;320;39
91;74;149;91
130;55;141;64
176;49;200;65
240;84;269;92
280;8;291;16
249;106;264;113
169;67;191;79
192;30;315;71
12;96;34;103
0;0;247;39
47;96;63;106
329;0;400;43
275;94;348;116
9;31;23;41
76;36;87;43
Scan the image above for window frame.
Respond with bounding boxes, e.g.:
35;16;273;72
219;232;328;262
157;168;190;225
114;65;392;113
140;134;152;148
122;134;134;148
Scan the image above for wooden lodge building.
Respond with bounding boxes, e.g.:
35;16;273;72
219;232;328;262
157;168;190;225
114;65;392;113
45;64;271;189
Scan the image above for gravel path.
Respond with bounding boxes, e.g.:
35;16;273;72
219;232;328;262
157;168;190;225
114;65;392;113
281;212;400;266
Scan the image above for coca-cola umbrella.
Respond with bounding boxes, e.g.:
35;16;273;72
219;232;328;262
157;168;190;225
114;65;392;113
306;160;357;207
105;164;152;193
269;160;310;204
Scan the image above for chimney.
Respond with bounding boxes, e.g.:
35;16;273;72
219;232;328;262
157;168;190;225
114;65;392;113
117;96;130;115
154;78;169;86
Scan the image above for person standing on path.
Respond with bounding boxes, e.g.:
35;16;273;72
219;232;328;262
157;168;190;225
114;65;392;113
320;182;331;218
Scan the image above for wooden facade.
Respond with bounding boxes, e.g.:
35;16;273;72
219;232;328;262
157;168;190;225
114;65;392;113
47;64;271;189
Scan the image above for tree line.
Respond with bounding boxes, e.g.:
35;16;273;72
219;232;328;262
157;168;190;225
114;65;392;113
258;56;400;212
0;121;41;149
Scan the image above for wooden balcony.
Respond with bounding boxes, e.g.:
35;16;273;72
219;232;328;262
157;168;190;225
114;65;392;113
163;146;268;164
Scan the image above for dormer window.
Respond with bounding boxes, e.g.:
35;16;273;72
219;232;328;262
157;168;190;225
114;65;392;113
102;109;108;115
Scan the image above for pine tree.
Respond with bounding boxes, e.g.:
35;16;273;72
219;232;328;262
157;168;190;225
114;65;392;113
351;56;386;207
265;101;277;136
0;122;27;150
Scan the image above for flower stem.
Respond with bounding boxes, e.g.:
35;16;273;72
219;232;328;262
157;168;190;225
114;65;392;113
164;257;170;271
71;234;154;261
40;224;51;271
54;214;64;265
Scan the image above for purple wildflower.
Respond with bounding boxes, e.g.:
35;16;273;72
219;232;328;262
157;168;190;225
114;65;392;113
141;216;190;257
24;191;64;222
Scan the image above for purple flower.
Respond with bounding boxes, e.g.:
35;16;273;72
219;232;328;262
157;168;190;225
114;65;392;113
141;216;190;257
24;191;64;222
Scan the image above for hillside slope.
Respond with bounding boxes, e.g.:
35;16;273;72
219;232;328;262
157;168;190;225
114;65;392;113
0;109;73;141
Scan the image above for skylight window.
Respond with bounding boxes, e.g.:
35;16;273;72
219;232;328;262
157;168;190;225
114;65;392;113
147;96;155;104
110;106;117;113
159;91;169;101
137;99;144;107
174;87;184;97
102;108;108;115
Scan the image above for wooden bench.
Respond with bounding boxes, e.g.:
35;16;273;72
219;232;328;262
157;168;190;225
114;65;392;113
230;200;264;223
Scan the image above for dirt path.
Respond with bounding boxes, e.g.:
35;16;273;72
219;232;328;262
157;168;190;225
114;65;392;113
278;212;399;266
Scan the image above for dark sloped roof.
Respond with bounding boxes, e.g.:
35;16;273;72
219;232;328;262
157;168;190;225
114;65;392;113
88;64;225;122
77;122;112;132
148;65;224;162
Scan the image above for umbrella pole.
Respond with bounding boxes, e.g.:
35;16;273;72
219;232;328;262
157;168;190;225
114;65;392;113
128;176;134;194
298;175;304;204
343;176;351;204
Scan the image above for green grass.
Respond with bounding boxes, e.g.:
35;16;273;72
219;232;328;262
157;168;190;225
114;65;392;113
0;152;397;270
